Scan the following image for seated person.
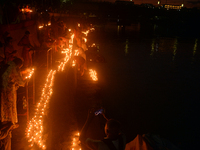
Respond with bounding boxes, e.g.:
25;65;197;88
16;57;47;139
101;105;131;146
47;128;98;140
79;109;126;150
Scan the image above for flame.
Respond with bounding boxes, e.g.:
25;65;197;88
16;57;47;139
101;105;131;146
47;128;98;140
82;37;87;43
91;43;96;47
82;30;90;36
74;50;79;56
39;26;43;29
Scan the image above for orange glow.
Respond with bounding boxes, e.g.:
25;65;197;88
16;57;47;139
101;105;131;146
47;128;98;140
90;43;96;47
26;34;74;149
82;37;87;43
89;69;98;81
71;132;81;150
25;68;34;79
90;28;95;31
25;24;95;149
82;30;90;36
74;50;79;56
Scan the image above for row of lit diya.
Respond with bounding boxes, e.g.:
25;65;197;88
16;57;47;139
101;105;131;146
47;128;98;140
25;24;98;150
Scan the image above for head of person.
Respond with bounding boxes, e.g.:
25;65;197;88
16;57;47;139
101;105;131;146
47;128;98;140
104;119;121;139
3;31;10;39
25;31;30;37
5;37;13;45
13;57;23;68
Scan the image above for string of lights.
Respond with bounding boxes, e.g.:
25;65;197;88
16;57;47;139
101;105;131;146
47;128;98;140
25;68;35;79
26;25;96;150
25;32;74;149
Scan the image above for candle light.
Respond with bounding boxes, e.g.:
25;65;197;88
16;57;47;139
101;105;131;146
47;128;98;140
89;69;98;81
26;33;75;149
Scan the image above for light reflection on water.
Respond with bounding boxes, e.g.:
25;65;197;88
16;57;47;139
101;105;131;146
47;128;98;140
114;23;200;64
124;39;129;55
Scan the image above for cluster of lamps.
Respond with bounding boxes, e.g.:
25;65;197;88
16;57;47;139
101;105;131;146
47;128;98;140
26;32;74;149
89;69;98;81
25;68;35;79
71;132;81;150
26;23;98;149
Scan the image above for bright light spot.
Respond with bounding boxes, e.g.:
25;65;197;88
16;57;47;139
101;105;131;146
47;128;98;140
89;69;98;81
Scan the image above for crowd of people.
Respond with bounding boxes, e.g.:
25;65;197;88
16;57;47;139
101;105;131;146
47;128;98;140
0;28;35;149
0;5;92;149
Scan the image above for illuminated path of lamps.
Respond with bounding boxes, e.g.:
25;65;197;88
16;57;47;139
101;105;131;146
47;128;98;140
26;25;96;150
25;32;79;149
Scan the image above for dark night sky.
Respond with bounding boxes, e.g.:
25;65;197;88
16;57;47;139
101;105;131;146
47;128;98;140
104;0;200;8
2;0;200;8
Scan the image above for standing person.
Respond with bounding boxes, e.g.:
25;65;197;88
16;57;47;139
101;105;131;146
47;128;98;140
0;57;25;125
0;4;3;24
0;122;18;150
18;31;33;68
79;109;126;150
4;37;17;63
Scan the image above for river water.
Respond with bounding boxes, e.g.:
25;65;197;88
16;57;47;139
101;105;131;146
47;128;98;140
89;22;200;150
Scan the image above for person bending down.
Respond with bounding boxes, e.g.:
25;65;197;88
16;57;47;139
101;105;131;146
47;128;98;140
79;109;126;150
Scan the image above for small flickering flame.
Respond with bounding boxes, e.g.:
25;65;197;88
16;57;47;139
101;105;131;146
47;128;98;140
91;43;96;47
72;60;76;67
74;50;79;56
89;69;98;81
82;30;89;36
83;37;87;43
39;25;43;29
90;28;95;31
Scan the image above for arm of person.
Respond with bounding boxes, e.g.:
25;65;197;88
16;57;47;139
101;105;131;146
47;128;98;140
13;67;25;87
79;109;99;149
79;109;94;143
0;123;14;140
